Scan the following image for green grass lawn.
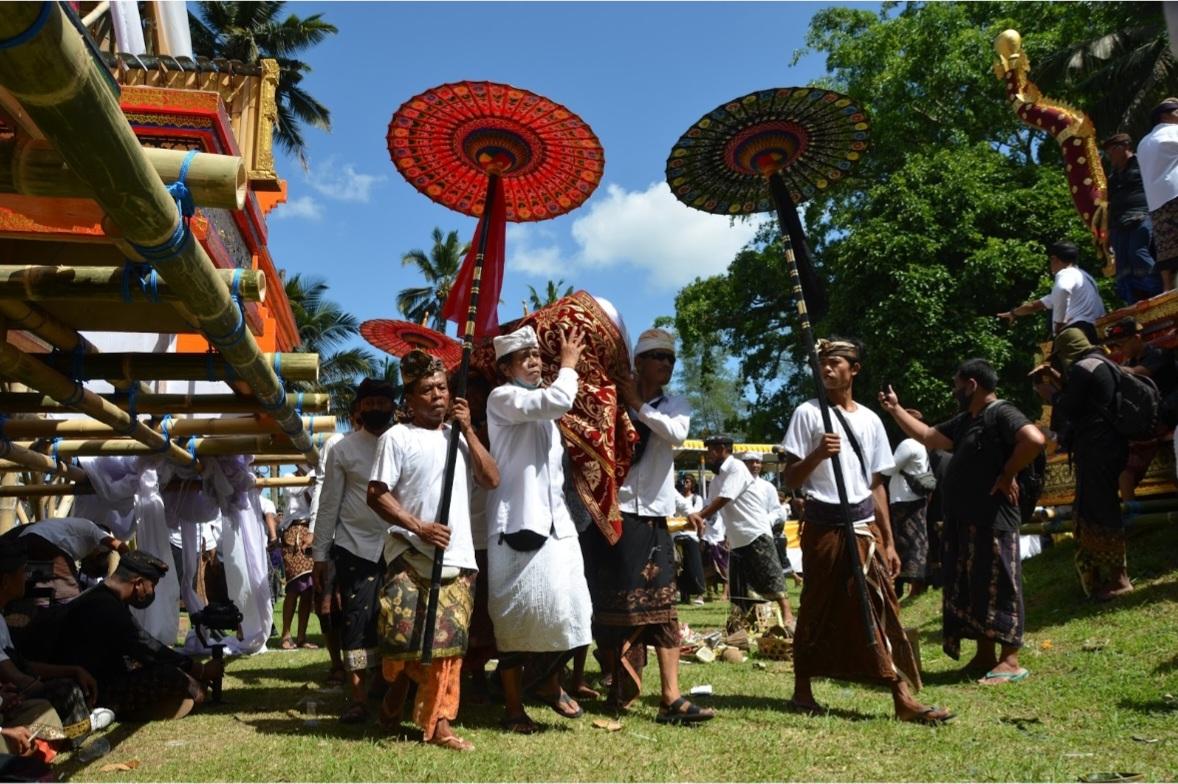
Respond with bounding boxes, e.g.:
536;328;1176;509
60;525;1178;782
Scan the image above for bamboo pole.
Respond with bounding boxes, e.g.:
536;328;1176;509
0;414;336;439
0;342;196;468
17;432;332;458
0;3;317;463
0;473;315;497
0;472;18;532
0;139;246;210
30;352;317;383
0;439;87;480
0;265;265;304
0;391;330;415
254;475;314;488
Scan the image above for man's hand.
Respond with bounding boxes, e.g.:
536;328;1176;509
686;513;705;536
878;385;900;414
616;371;642;411
811;433;841;460
417;522;452;549
73;667;98;708
559;325;586;369
1;727;32;756
450;397;473;434
991;473;1020;506
997;310;1016;324
883;544;902;579
311;560;331;594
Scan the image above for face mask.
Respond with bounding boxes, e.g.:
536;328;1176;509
130;587;156;609
360;409;393;432
511;378;540;390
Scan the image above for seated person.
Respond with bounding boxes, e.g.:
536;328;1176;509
48;551;221;721
0;539;113;741
12;517;126;605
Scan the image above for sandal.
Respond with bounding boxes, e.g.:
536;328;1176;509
339;703;368;725
899;705;955;726
541;689;583;719
785;699;828;717
499;714;539;735
978;667;1029;685
429;734;474;752
655;697;715;725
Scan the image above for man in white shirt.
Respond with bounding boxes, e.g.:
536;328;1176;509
880;413;934;600
1137;97;1178;290
485;325;593;734
689;445;794;630
312;378;396;724
998;240;1106;341
581;327;714;725
367;350;499;752
780;337;951;725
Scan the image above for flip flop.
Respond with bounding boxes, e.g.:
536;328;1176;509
500;714;539;735
980;668;1029;684
541;690;583;719
429;734;474;752
785;699;828;717
655;697;715;725
901;705;956;726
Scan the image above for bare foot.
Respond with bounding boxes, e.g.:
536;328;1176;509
279;637;296;651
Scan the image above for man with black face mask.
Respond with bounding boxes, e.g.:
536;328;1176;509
311;378;398;724
881;358;1044;686
50;550;219;720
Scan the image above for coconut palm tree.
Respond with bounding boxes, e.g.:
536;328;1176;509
284;273;375;421
188;1;337;167
397;228;469;333
527;279;574;311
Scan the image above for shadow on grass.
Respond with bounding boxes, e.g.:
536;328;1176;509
1115;695;1178;715
55;721;143;780
229;658;334;686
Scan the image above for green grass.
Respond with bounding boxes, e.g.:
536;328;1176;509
61;526;1178;782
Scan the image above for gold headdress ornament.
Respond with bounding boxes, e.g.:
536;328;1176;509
399;349;447;390
816;339;860;362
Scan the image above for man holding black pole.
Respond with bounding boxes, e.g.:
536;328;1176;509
779;337;952;724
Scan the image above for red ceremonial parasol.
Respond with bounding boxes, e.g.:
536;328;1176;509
665;86;879;650
387;81;604;663
359;320;463;372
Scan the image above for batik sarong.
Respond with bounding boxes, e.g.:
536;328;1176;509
377;556;475;662
281;520;314;588
729;533;787;613
941;520;1024;659
1073;439;1129;595
891;499;929;582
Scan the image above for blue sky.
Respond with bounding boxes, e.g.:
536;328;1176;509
265;1;876;358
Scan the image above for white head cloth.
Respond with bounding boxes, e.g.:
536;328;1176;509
493;325;540;360
634;328;676;357
738;451;764;462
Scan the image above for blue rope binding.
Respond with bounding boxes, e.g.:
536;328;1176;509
120;263;160;304
0;2;50;50
207;268;247;349
186;436;198;466
129;149;198;263
154;414;173;453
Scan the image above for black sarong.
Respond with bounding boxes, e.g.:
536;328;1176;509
942;520;1023;659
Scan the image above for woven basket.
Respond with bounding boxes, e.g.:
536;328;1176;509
756;634;793;661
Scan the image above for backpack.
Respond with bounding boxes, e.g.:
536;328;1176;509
983;400;1046;525
1075;353;1160;440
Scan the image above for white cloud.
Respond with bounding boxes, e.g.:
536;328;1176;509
306;157;386;203
570;182;758;289
506;224;565;277
271;195;322;221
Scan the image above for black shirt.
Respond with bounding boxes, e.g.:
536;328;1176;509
1053;352;1121;449
1106;156;1150;225
50;583;190;682
934;401;1031;532
1134;344;1178;397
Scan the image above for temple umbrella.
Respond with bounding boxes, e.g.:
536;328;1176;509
359;320;463;372
665;86;878;648
387;81;604;662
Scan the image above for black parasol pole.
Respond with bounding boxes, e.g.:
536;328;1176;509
767;172;878;650
419;172;499;665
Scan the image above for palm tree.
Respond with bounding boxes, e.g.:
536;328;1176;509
527;279;574;311
188;2;337;167
1034;5;1178;140
397;228;469;333
284;273;375;421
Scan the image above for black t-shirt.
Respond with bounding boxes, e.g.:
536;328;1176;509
1137;344;1177;397
1107;156;1150;225
934;401;1031;532
1054;353;1120;448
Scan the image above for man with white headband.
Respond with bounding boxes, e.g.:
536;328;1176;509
484;324;594;735
582;327;714;725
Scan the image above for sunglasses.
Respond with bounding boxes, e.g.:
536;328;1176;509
642;351;676;363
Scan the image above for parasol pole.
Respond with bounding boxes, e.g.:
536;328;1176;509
767;172;878;650
420;172;499;665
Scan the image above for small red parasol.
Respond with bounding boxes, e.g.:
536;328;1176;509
359;320;463;372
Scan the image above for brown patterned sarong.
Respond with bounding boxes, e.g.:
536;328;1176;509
942;521;1024;658
472;291;638;544
377;556;475;662
281;520;314;586
793;519;921;690
1151;197;1178;266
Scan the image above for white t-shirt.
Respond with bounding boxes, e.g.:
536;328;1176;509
882;438;931;504
1038;265;1106;327
781;399;895;510
617;393;692;517
1137;122;1178;210
486;369;579;542
312;430;390;563
370;423;477;571
259;494;276;518
706;457;776;550
673;491;703;541
281;473;314;529
19;517;108;560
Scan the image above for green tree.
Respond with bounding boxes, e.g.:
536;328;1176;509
189;1;337;167
673;344;748;439
676;2;1132;438
527;279;574;311
397;228;469;334
284;273;374;421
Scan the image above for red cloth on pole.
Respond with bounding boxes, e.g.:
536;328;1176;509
442;177;507;339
